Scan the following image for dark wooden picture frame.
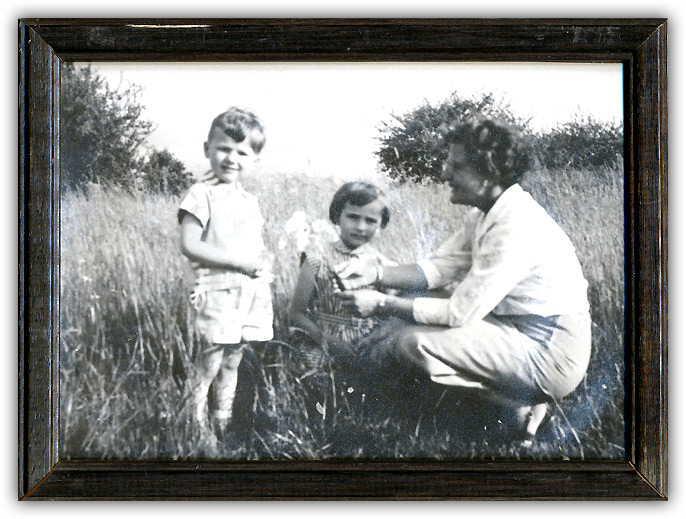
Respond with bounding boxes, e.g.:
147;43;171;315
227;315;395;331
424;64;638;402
19;18;667;500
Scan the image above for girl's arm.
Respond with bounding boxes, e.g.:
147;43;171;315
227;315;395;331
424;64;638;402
180;212;261;275
287;261;323;344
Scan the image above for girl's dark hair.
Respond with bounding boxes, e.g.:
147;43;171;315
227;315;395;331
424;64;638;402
443;116;531;186
329;182;390;228
208;107;267;154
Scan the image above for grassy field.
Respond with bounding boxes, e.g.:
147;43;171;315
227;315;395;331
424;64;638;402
59;164;625;461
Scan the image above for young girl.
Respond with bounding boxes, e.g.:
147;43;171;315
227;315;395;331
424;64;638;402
288;182;395;371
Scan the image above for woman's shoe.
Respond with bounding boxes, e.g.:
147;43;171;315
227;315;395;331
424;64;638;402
516;402;549;447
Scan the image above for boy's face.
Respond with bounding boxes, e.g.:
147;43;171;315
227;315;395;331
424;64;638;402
204;129;258;185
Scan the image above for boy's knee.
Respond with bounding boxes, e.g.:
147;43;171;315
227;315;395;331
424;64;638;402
196;348;224;377
220;347;244;370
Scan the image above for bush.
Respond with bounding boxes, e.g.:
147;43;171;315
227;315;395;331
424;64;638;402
537;113;623;170
375;93;623;184
61;64;192;195
139;149;195;196
375;93;531;183
61;64;153;191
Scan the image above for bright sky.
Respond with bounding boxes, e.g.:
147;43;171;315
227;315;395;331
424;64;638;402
88;62;623;179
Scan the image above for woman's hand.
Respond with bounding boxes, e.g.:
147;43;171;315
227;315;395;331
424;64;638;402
333;257;382;290
337;289;387;317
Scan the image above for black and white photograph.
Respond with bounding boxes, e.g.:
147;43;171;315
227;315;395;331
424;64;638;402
58;60;625;461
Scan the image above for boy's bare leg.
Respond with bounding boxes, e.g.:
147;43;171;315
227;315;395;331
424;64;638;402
192;344;225;425
210;344;245;431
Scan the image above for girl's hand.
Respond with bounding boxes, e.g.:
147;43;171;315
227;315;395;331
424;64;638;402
337;289;387;317
333;257;381;290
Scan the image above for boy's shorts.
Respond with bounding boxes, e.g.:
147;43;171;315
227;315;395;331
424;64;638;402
191;280;273;345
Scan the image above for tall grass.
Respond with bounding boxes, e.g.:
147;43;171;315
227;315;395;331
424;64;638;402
60;165;624;461
523;162;625;458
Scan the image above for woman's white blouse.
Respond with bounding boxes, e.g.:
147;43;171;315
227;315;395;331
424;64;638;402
413;184;590;327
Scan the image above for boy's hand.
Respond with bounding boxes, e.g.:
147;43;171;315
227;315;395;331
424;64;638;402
251;253;274;281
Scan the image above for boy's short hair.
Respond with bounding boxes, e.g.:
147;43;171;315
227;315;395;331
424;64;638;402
208;107;267;154
329;181;390;228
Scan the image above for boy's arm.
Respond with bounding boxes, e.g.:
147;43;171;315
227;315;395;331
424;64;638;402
287;262;323;344
179;212;261;275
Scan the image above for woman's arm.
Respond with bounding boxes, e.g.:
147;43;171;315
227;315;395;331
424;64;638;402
335;224;476;292
414;224;533;327
179;212;261;275
378;264;429;292
337;289;417;321
374;292;417;320
334;261;429;292
287;261;323;344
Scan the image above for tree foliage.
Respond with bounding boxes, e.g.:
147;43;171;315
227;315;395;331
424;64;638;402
375;92;623;183
139;149;194;196
537;113;623;170
61;64;192;194
375;93;531;183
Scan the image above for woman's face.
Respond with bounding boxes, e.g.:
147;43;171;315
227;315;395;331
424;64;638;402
337;199;385;250
441;143;489;207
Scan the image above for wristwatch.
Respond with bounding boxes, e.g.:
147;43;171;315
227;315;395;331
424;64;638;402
375;264;384;286
377;293;388;310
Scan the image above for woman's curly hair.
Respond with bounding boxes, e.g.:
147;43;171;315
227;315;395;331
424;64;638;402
442;116;531;186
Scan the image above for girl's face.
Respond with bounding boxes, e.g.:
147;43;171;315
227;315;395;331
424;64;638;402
441;143;489;207
204;130;258;185
337;199;385;250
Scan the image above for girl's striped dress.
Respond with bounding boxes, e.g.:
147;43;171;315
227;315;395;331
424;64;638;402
295;238;396;368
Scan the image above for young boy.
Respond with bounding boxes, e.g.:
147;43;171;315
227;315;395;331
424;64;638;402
178;107;273;434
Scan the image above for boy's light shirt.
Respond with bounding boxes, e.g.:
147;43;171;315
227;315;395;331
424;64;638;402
413;184;590;327
179;175;269;291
